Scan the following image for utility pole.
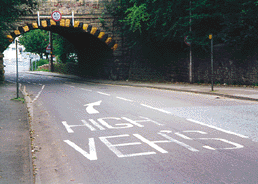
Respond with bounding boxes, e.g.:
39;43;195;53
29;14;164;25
49;31;54;72
189;0;193;83
209;34;214;91
15;39;19;98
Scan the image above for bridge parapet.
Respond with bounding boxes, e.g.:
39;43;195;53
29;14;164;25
36;0;106;15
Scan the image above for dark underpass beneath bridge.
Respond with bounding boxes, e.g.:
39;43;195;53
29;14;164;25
42;26;115;78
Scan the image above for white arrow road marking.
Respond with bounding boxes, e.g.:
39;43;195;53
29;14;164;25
84;100;102;114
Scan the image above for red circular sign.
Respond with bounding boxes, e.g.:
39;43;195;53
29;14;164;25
184;36;191;46
51;11;62;22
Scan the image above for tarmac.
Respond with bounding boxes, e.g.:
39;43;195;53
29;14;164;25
1;71;258;183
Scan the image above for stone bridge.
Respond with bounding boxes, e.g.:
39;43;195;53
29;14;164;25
1;0;130;82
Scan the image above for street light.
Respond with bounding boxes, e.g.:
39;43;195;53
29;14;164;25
15;39;19;98
209;34;214;91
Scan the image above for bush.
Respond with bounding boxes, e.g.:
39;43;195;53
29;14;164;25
53;62;79;75
32;59;49;70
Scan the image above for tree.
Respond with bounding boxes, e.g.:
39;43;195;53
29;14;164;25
0;0;36;52
107;0;258;49
19;29;49;58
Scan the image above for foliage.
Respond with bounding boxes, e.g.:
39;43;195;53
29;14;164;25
0;0;36;52
19;30;49;58
107;0;258;49
32;59;48;70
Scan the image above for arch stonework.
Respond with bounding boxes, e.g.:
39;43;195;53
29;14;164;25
6;19;118;51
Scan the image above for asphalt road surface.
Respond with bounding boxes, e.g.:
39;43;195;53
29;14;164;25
5;72;258;184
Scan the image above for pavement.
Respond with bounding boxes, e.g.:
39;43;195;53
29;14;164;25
0;81;33;184
0;71;257;184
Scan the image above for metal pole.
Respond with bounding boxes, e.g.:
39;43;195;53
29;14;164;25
50;31;54;72
189;0;192;83
211;34;214;91
16;40;19;98
72;11;74;26
37;11;40;26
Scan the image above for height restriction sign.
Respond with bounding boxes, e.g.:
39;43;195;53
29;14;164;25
46;43;51;54
51;11;62;22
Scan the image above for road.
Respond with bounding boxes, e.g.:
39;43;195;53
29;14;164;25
5;72;258;183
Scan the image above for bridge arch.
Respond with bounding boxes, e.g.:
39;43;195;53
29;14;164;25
6;18;118;51
4;17;121;78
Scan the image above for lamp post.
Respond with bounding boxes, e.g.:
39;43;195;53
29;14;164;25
15;39;19;98
209;34;214;91
189;0;192;84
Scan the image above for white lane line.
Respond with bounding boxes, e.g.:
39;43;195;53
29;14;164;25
97;91;111;96
32;85;45;103
64;84;75;88
140;104;171;114
79;88;92;92
116;96;133;102
187;119;249;139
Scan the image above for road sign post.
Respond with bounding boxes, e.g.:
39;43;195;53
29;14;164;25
15;39;19;98
209;34;214;91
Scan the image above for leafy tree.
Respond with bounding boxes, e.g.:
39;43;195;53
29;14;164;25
107;0;258;48
0;0;36;52
19;29;49;58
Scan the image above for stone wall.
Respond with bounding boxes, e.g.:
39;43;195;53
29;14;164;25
127;44;258;85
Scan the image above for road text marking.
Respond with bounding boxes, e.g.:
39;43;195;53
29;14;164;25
64;139;97;161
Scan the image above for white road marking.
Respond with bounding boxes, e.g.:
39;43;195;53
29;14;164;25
97;117;134;129
175;132;193;140
99;134;156;158
198;138;244;150
116;96;134;102
133;134;169;153
64;84;75;88
158;131;199;152
122;116;164;126
79;88;92;92
140;104;171;114
88;119;105;130
97;91;111;96
187;119;249;139
32;85;45;103
64;139;97;161
81;120;96;131
84;100;102;114
175;131;207;140
62;120;99;133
